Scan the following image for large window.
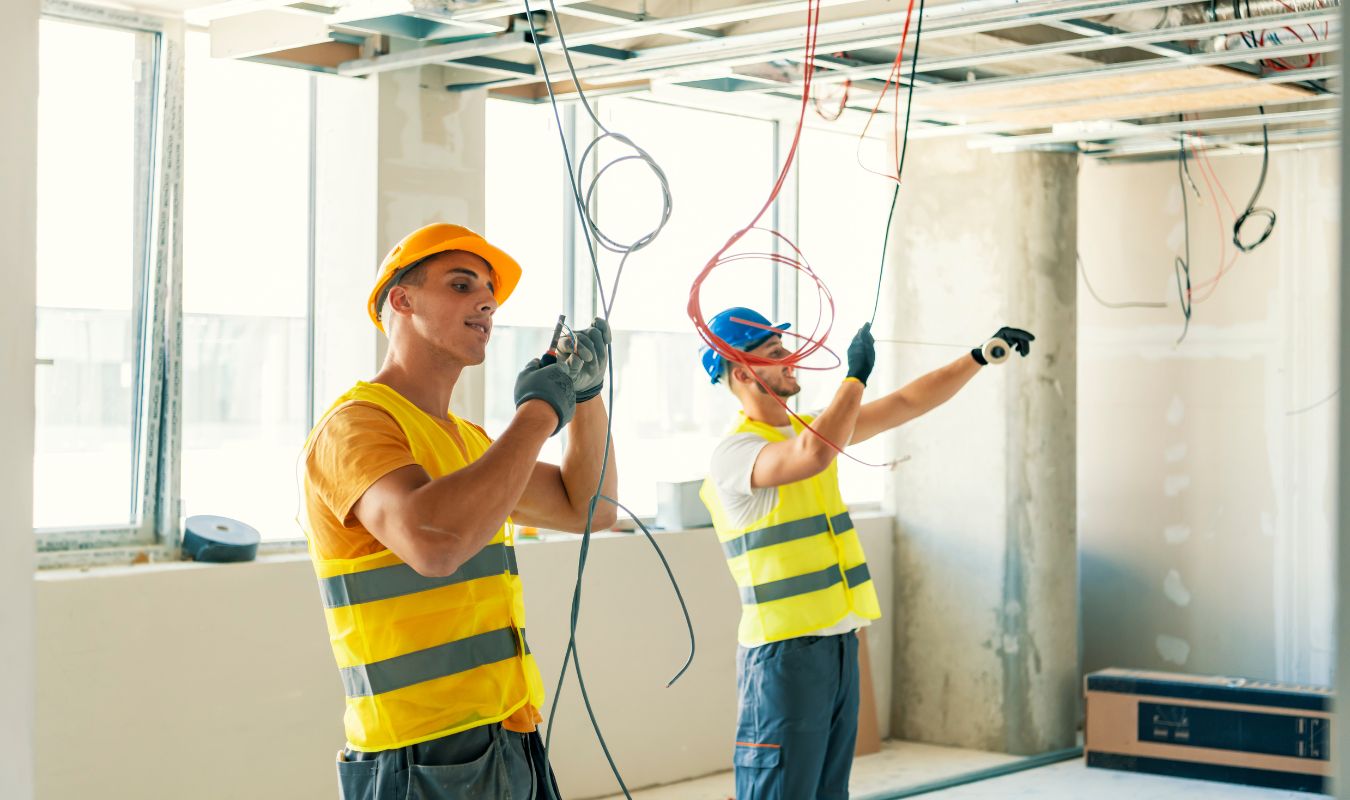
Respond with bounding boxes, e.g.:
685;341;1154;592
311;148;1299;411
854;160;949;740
796;127;896;505
33;14;161;538
180;31;313;541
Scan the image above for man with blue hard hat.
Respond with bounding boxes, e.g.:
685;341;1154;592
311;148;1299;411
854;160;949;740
699;306;1034;800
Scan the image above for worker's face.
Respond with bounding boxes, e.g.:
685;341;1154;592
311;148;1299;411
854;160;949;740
391;251;498;365
740;335;800;398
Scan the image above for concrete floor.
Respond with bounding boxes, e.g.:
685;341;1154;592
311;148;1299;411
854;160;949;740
596;740;1316;800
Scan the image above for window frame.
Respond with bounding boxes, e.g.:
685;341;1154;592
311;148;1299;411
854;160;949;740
34;1;180;559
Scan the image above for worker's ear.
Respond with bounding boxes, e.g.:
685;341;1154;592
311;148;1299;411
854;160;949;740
731;365;752;385
388;285;414;317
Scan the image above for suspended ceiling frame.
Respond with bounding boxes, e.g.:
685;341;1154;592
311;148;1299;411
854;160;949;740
197;0;1341;160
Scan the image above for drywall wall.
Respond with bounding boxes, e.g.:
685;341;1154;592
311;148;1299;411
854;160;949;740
882;139;1080;755
0;1;39;797
34;519;893;800
1078;147;1338;686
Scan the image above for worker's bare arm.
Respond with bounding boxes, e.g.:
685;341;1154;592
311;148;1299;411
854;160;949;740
750;379;865;488
851;354;980;444
513;398;618;532
352;400;556;577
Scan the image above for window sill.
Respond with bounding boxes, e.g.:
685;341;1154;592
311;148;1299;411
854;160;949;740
35;507;892;574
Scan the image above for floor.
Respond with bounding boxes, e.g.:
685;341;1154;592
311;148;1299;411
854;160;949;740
598;740;1317;800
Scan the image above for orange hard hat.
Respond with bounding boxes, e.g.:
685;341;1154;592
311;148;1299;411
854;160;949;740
367;223;522;332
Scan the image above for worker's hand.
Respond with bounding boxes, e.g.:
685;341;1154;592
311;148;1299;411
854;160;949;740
515;357;582;435
845;322;876;386
558;318;611;403
971;327;1035;365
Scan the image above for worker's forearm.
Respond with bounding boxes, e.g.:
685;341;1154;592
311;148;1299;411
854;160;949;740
408;400;556;563
559;398;617;522
800;378;864;461
896;354;981;416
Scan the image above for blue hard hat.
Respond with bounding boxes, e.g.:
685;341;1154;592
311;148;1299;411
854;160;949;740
700;307;791;384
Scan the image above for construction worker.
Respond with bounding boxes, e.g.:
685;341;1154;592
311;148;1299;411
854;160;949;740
300;222;617;800
698;307;1034;800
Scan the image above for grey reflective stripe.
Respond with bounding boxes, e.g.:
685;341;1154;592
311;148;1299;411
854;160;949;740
721;514;829;559
320;542;515;609
830;511;854;535
739;565;843;605
505;545;518;576
845;562;871;588
341;627;521;698
521;628;531;656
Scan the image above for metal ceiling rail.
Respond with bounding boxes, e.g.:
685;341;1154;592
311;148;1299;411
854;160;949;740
1100;137;1337;159
802;10;1340;85
907;37;1338;97
339;30;530;76
970;106;1340;147
444;0;1287;91
1091;123;1337;155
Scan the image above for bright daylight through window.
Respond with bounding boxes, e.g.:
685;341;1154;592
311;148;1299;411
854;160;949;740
180;31;312;542
33;17;156;535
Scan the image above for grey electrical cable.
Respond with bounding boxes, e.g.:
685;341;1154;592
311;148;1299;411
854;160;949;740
1078;252;1167;310
519;4;689;800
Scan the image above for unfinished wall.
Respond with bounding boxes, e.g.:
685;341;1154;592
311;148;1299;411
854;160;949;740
1078;148;1338;686
0;1;38;797
33;521;893;800
883;139;1079;755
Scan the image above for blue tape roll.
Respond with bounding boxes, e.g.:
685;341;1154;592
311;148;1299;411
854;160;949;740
183;515;261;563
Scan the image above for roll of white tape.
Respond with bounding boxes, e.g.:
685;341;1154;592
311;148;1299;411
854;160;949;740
982;337;1011;365
183;515;261;563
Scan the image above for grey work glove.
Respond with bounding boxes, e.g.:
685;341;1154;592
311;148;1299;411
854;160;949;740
845;322;876;386
514;357;582;435
557;318;612;403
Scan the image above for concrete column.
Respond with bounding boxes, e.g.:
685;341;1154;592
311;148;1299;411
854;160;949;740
374;67;487;420
0;1;38;797
882;139;1078;754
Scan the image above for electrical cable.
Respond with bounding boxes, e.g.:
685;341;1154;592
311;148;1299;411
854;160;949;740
1173;127;1194;345
1233;105;1277;253
1286;386;1340;416
869;0;925;326
812;74;852;121
519;4;693;799
1078;252;1167;310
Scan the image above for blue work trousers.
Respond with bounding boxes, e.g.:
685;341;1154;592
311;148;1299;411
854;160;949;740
336;723;562;800
734;631;860;800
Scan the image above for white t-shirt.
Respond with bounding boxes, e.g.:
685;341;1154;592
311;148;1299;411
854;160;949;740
708;415;870;646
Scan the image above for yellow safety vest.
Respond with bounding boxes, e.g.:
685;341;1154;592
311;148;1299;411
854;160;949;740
301;381;546;752
701;412;882;647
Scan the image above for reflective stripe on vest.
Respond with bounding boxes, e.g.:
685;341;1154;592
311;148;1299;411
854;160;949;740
319;543;519;609
341;626;522;697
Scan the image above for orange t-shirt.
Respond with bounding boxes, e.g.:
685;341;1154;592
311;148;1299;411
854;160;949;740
303;400;542;734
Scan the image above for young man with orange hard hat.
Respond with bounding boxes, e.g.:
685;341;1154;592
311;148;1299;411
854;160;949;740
698;307;1034;800
300;223;617;799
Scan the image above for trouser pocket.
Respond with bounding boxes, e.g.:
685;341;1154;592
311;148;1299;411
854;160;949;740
407;725;513;800
336;752;379;800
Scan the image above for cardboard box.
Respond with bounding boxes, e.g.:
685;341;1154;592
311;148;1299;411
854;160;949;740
1085;668;1332;794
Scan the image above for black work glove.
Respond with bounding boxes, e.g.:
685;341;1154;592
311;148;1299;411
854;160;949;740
557;318;611;403
971;327;1035;365
846;322;876;386
515;357;581;435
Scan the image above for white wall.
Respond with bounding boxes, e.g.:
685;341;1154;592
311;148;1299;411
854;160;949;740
0;1;39;797
1078;148;1339;685
34;518;893;800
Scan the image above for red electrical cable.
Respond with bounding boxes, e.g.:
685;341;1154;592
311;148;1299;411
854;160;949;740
1186;131;1243;302
856;0;919;182
687;0;888;467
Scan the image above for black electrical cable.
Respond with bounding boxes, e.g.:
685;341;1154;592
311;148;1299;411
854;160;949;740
519;4;693;799
1233;105;1277;252
1173;125;1194;345
869;0;924;326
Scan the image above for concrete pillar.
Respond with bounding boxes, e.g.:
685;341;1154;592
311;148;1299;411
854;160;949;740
882;139;1078;754
374;67;487;419
0;1;38;797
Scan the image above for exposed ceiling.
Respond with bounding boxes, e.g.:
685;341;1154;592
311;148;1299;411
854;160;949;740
193;0;1340;160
